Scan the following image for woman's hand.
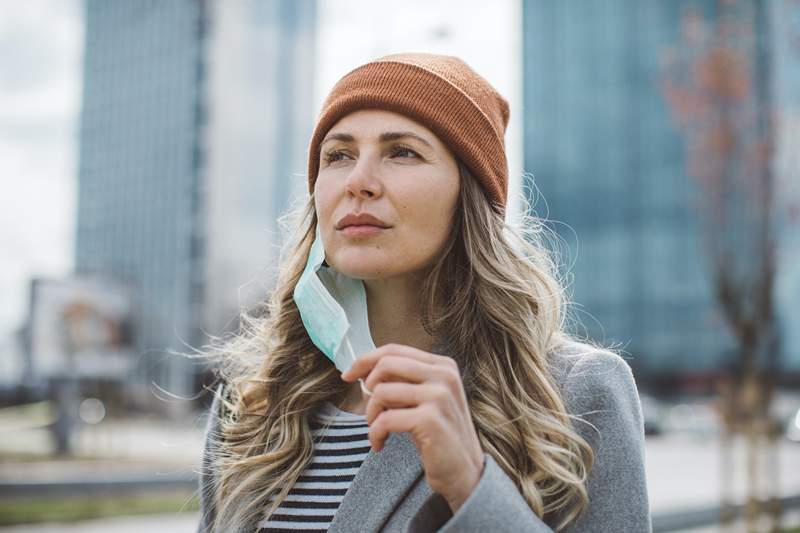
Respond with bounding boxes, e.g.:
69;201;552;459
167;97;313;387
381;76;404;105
340;343;485;513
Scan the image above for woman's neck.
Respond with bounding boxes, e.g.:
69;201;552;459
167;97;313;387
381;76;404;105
337;271;436;415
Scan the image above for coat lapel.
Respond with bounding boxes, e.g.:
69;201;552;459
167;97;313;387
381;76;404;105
327;429;424;533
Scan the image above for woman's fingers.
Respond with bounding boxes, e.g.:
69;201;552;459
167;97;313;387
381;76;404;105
365;381;453;425
362;355;449;391
342;343;454;382
367;406;418;451
365;382;416;425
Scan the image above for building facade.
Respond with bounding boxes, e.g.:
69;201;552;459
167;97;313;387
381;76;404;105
75;0;317;411
521;0;799;378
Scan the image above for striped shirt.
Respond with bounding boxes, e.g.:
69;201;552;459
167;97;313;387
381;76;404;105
257;401;370;532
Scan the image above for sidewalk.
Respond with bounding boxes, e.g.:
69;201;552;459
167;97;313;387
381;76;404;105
0;513;199;533
645;433;800;515
676;509;800;533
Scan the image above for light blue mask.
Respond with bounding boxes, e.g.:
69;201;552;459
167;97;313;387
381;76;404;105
293;225;376;396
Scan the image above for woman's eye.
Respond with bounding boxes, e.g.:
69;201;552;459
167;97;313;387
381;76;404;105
392;146;419;159
323;150;348;164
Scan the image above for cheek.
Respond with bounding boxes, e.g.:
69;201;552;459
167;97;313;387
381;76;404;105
314;179;337;223
399;174;454;214
396;183;455;243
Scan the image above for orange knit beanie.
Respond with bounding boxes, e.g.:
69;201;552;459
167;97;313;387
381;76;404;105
306;52;511;214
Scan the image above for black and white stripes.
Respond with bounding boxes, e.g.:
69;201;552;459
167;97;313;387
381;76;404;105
257;402;370;532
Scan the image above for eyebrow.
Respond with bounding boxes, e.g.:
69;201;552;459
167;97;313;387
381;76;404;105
320;131;434;151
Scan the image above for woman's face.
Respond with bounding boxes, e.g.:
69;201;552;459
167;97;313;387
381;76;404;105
314;109;460;280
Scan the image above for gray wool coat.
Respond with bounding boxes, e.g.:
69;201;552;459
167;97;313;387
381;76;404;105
196;339;652;532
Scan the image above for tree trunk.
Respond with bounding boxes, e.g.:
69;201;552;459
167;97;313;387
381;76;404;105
766;413;783;532
744;411;760;532
719;376;737;530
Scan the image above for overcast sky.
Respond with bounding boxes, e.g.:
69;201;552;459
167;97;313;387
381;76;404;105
0;0;520;343
0;0;83;341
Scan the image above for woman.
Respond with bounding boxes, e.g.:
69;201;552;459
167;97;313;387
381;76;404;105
197;52;651;532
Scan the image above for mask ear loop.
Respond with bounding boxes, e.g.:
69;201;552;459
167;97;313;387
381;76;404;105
344;335;373;397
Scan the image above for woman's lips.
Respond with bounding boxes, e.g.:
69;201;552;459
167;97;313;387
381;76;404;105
339;224;388;237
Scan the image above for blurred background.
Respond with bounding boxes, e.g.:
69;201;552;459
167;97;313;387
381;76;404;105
0;0;798;531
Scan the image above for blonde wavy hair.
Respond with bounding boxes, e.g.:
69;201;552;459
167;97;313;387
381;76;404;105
198;160;599;531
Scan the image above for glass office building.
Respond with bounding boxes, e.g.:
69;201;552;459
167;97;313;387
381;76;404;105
521;0;799;377
75;0;317;410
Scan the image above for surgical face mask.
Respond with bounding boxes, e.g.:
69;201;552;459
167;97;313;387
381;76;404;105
293;225;376;396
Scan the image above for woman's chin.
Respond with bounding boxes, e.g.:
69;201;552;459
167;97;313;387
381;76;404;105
335;264;390;280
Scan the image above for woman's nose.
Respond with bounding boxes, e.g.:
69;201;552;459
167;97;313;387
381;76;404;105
344;154;382;198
